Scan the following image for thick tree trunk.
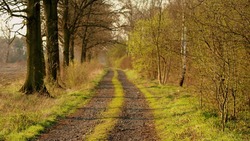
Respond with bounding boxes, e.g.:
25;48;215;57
43;0;60;82
20;0;48;95
63;0;70;66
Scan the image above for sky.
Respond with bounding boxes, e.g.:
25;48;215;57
0;16;26;38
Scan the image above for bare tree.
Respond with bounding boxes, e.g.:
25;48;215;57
0;21;15;63
79;0;116;63
60;0;98;66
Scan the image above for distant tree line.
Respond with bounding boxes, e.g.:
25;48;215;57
0;36;26;63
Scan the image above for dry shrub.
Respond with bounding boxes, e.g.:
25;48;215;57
119;56;132;70
63;60;104;88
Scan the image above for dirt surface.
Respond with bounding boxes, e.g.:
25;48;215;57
37;70;158;140
108;70;159;141
37;70;115;141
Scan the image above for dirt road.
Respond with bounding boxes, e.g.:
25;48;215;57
108;70;158;141
37;70;158;141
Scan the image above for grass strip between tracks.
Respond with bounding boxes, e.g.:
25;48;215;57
84;70;124;140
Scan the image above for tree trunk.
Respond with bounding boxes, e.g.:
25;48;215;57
156;0;163;85
5;45;10;63
81;37;88;63
63;0;70;66
88;50;92;62
180;0;187;87
20;0;48;95
70;34;75;63
81;4;92;63
156;45;162;84
164;57;172;84
179;29;187;87
43;0;60;82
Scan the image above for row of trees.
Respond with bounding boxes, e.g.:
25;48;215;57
0;0;116;95
123;0;249;131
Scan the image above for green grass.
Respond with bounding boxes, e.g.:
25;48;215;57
0;65;105;141
85;70;124;140
125;70;245;141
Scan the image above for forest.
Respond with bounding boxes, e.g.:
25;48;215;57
0;0;249;140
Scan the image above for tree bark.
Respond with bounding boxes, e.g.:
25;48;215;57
70;34;75;63
5;45;10;63
179;25;187;87
43;0;60;82
20;0;48;95
156;0;163;85
179;0;187;87
81;37;88;63
63;0;70;66
81;3;92;63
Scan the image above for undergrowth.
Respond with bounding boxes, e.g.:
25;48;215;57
85;70;124;140
0;61;105;141
125;70;247;141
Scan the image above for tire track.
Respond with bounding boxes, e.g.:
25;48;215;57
108;70;159;141
37;70;115;141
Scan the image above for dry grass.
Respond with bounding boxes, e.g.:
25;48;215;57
0;61;105;140
62;61;103;89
